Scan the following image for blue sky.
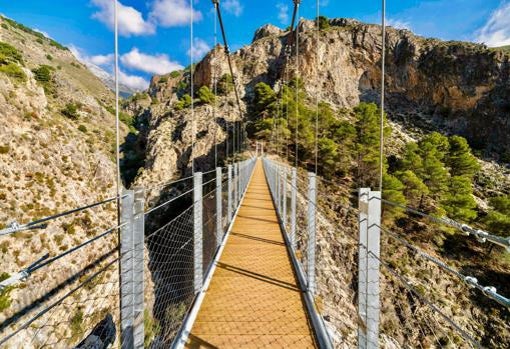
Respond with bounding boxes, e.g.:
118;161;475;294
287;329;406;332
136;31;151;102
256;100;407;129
2;0;509;90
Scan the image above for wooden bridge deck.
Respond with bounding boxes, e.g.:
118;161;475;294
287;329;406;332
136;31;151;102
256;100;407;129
186;160;317;348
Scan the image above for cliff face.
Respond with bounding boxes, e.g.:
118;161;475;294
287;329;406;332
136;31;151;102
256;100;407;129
191;19;510;155
0;16;124;347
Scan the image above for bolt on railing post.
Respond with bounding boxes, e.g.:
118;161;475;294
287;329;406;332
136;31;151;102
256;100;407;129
290;168;297;251
216;167;223;248
120;188;135;349
193;172;203;294
307;172;317;294
282;168;288;229
132;188;145;349
357;188;381;349
227;165;233;222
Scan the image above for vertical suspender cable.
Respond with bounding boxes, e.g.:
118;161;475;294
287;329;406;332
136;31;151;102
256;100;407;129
213;11;218;168
294;2;300;169
315;0;319;175
190;0;195;174
113;0;123;343
379;0;386;191
114;0;121;207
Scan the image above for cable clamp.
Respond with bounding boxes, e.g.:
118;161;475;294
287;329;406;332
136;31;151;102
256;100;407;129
482;286;497;297
461;224;472;236
464;276;478;288
475;229;488;243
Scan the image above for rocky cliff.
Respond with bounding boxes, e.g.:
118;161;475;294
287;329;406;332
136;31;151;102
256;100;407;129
0;16;125;347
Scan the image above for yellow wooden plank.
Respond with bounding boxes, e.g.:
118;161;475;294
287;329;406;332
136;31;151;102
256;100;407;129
185;160;317;348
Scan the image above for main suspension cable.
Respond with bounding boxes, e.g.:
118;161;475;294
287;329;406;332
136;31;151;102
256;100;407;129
212;0;244;155
379;0;386;191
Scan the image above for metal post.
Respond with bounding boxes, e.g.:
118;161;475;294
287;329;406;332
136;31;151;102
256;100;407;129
282;168;287;228
194;172;203;293
216;167;223;248
307;172;317;294
233;163;238;208
133;188;145;349
357;188;381;349
227;165;233;222
276;166;281;214
290;168;297;251
358;188;369;349
120;189;134;349
367;190;381;348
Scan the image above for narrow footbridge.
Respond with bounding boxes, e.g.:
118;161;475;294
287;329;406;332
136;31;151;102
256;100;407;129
181;160;318;348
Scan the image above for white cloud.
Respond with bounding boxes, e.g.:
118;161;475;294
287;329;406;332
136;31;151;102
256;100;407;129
188;38;211;60
89;53;114;66
223;0;243;17
119;69;149;90
34;28;51;39
121;47;183;75
91;0;155;36
69;45;149;91
150;0;202;27
276;3;289;25
386;18;411;31
476;2;510;47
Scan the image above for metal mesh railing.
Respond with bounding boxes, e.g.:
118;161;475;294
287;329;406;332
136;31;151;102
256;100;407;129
0;158;257;349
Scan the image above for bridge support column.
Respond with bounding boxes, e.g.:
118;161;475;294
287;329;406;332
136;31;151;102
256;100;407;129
282;168;288;228
290;168;297;251
120;188;145;349
194;172;203;294
233;163;238;208
216;167;223;248
357;188;381;349
227;165;233;222
306;172;317;294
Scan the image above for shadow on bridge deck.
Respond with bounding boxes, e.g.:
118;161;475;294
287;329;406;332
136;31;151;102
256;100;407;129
186;160;317;348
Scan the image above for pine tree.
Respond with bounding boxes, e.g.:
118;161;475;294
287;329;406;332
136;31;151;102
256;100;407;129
441;176;477;222
446;135;480;178
354;103;390;188
197;86;215;104
485;195;510;238
396;170;429;207
382;174;407;222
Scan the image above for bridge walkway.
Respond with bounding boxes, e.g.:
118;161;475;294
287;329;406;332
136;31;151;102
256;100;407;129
185;159;317;348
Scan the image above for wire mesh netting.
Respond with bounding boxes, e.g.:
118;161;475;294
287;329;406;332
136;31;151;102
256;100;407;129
0;229;121;349
144;205;195;347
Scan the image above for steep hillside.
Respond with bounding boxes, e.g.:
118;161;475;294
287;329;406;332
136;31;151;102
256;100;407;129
0;16;125;347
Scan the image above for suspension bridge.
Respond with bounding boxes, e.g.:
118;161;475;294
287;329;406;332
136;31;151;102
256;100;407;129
0;0;509;348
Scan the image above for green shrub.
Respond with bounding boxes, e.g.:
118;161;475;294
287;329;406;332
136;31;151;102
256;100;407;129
70;308;84;339
32;65;53;82
62;103;79;119
0;145;9;154
36;38;44;45
174;94;192;110
158;76;168;84
1;23;8;30
0;63;26;82
218;74;233;95
197;86;215;104
170;70;181;78
0;272;13;312
46;54;53;61
0;42;23;65
78;124;87;133
317;16;330;30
